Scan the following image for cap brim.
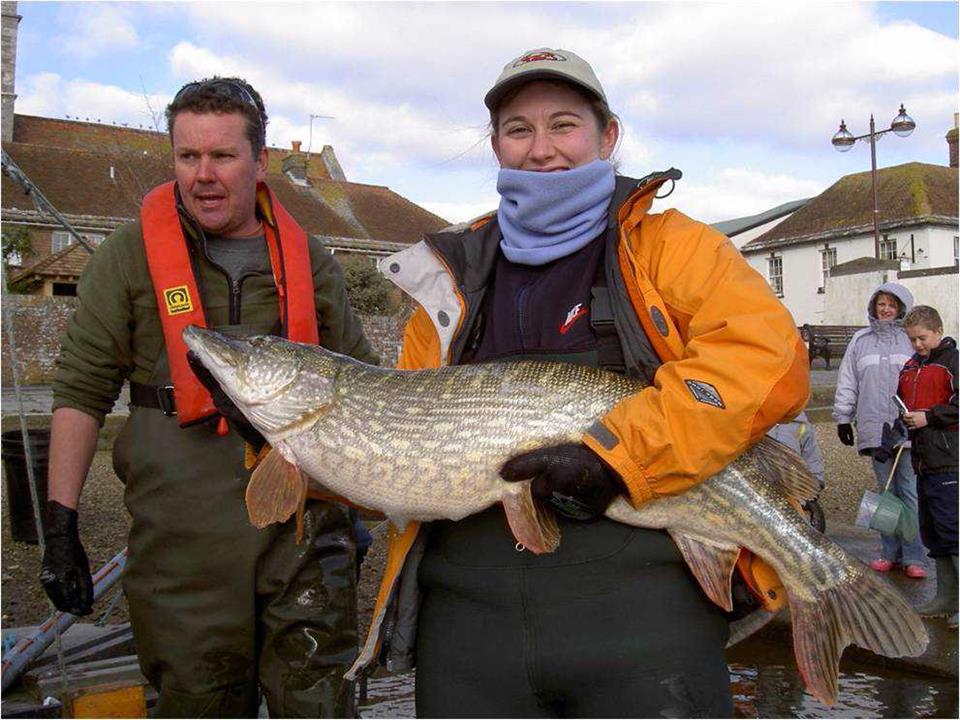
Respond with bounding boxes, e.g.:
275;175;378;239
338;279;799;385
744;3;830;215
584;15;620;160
484;70;604;111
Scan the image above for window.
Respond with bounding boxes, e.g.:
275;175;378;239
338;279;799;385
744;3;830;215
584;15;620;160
954;236;958;266
879;235;898;260
820;247;837;288
50;230;73;253
767;255;783;297
51;231;104;253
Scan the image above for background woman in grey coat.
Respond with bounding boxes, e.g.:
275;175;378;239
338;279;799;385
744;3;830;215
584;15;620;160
832;282;927;577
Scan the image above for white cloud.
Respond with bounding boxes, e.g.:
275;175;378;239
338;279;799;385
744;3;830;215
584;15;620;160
418;198;501;226
17;73;170;131
663;167;827;224
55;3;139;62
168;42;491;179
14;2;955;225
168;3;955;171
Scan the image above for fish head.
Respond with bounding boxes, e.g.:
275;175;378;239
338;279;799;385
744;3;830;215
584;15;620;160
183;326;335;435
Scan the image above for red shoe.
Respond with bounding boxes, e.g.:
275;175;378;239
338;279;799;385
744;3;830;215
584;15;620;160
869;559;894;572
904;564;927;579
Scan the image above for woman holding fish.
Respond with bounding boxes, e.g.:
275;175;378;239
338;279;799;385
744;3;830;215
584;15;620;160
369;48;810;717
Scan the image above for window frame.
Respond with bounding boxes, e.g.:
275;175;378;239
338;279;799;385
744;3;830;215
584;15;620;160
50;230;74;254
767;255;784;298
820;246;837;289
878;235;898;261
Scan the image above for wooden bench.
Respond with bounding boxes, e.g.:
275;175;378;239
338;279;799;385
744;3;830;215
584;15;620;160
799;324;865;369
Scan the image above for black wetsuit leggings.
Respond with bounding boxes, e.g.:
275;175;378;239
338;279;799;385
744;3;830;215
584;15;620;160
415;508;734;718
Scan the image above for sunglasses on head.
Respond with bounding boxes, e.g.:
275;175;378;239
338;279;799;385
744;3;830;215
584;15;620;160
173;79;265;144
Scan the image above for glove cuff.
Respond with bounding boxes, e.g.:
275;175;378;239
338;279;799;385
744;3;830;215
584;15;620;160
44;500;79;540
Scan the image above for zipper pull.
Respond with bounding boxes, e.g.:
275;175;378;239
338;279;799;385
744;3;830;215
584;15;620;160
216;416;229;436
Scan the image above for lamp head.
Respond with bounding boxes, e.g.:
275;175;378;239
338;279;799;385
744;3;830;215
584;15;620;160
832;120;855;152
891;104;915;137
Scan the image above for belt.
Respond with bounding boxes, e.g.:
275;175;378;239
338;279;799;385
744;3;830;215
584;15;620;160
129;381;177;416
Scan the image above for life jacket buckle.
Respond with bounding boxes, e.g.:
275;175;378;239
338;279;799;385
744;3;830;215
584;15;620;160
156;385;177;416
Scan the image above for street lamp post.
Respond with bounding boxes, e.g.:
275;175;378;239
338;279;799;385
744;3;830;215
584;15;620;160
831;104;916;259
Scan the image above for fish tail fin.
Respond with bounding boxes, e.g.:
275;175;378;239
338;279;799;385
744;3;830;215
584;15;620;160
501;482;560;554
789;571;928;706
245;447;307;529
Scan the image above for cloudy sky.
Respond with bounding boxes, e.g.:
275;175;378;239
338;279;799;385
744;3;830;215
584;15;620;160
12;1;959;225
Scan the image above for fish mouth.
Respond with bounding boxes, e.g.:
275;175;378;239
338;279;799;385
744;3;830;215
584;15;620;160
184;326;243;370
182;326;302;408
182;326;254;399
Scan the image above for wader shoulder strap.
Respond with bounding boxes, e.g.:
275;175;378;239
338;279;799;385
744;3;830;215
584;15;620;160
141;181;217;425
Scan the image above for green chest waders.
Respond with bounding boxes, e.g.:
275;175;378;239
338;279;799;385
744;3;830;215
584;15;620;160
118;322;357;718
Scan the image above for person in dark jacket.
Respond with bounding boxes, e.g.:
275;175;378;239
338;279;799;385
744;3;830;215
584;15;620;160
40;77;376;717
898;305;958;628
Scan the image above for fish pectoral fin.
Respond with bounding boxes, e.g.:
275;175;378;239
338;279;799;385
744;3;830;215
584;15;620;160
789;562;928;707
245;447;307;529
668;531;739;612
747;437;821;504
501;482;560;554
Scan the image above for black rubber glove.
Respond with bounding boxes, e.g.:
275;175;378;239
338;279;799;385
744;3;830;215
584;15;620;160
500;442;626;519
39;500;93;616
874;420;907;464
187;350;265;449
836;423;855;447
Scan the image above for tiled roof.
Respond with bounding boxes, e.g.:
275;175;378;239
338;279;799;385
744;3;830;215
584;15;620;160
12;114;333;179
2;141;170;219
10;241;93;285
3;115;449;268
741;162;958;253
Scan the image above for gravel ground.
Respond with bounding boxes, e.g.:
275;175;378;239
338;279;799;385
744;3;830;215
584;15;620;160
2;423;881;632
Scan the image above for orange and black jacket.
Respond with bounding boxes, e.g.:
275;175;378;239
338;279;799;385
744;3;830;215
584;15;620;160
346;172;809;680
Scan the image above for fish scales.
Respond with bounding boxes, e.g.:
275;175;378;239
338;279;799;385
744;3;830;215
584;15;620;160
182;327;929;706
290;357;640;523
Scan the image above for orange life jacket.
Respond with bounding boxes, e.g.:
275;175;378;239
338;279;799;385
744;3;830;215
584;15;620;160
141;181;320;426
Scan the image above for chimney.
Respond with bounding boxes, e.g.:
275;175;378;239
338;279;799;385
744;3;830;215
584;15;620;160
282;140;309;184
2;1;21;143
320;145;346;182
947;112;958;169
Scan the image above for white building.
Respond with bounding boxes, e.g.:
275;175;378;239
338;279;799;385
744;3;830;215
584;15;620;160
738;159;958;327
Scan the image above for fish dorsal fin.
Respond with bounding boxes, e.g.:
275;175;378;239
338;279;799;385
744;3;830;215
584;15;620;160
668;531;739;612
500;481;560;554
745;436;821;504
245;446;307;529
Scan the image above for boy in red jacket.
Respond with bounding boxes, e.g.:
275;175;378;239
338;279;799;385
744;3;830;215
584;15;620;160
898;305;958;628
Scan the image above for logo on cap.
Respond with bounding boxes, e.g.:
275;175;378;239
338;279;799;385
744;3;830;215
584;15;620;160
513;50;567;68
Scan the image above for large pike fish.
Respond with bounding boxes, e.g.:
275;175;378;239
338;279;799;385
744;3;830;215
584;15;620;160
183;326;927;705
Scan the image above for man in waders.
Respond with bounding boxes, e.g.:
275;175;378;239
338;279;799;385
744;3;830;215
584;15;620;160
39;77;377;717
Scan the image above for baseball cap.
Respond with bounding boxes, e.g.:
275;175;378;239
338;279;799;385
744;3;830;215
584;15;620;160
484;48;607;111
